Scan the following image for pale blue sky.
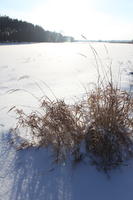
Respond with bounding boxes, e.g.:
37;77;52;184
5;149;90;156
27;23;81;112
1;0;133;40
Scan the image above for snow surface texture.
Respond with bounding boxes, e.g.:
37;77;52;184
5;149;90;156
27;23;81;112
1;132;133;200
0;42;133;200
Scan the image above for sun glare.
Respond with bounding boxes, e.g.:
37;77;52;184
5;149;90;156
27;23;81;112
27;0;95;38
10;0;133;40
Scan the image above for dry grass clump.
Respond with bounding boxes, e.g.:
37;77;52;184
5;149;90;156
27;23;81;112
84;83;133;171
6;39;133;172
78;40;133;171
13;98;85;162
11;83;133;171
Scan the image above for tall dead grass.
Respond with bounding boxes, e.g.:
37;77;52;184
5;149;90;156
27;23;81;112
84;83;133;171
10;43;133;172
11;82;133;171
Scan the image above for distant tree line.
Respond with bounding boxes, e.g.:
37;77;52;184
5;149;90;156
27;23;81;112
0;16;74;43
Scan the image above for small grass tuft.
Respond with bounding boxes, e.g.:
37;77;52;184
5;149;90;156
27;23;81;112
13;98;85;162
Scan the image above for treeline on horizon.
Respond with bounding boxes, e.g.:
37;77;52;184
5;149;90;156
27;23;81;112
0;16;74;43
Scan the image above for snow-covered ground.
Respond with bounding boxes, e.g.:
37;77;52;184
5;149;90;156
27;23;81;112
0;42;133;200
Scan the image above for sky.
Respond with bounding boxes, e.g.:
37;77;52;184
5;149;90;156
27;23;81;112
1;0;133;40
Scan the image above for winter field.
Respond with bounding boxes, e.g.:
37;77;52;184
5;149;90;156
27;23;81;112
0;42;133;200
